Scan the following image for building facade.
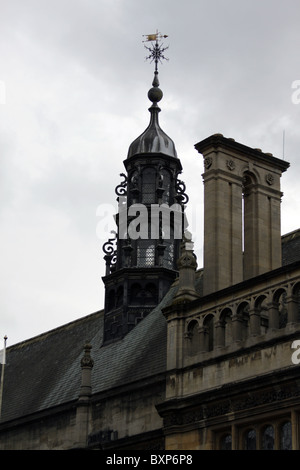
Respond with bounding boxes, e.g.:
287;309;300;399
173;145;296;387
0;62;300;450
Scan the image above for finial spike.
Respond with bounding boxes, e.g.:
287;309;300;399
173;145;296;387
152;71;159;87
143;31;169;74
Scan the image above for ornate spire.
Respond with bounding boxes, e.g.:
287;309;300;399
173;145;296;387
127;32;177;159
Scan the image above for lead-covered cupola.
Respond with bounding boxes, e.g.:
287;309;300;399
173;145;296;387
127;70;177;159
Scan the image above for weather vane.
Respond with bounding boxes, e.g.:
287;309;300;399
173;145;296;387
143;31;169;73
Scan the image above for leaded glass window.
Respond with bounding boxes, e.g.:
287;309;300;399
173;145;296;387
187;320;199;356
244;429;256;450
142;168;156;204
160;170;171;204
262;425;274;450
220;434;232;450
163;239;174;269
203;314;214;352
137;240;155;267
280;421;292;450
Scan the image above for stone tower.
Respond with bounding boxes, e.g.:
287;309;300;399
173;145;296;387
195;134;290;295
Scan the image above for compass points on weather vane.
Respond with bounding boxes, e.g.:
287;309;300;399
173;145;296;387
142;31;169;73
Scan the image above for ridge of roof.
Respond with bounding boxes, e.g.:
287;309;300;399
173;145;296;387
8;309;104;351
281;228;300;242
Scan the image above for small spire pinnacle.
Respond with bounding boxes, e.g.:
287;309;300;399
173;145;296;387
78;343;94;401
172;232;200;304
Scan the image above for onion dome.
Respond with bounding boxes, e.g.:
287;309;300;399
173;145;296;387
127;71;177;159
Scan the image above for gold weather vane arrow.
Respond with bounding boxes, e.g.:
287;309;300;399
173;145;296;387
142;32;168;42
142;31;169;73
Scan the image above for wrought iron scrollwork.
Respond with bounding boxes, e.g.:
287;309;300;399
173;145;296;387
158;173;164;188
175;178;189;204
115;173;128;197
102;231;117;275
102;230;117;255
130;171;139;188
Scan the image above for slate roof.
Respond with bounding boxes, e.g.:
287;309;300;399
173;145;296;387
1;285;177;424
282;229;300;266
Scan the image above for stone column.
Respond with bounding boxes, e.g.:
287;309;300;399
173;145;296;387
249;307;261;336
231;424;238;450
244;185;283;279
214;320;225;348
198;326;208;353
286;295;299;324
267;301;279;329
232;314;243;342
201;164;243;295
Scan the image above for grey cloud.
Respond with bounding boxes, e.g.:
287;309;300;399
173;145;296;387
1;0;300;344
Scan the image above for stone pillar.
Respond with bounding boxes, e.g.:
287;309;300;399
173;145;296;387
198;326;207;353
214;320;225;348
249;307;261;336
172;233;199;303
286;295;299;324
274;422;280;450
243;181;283;279
267;301;279;329
200;151;243;295
232;314;243;342
231;424;238;450
73;344;94;449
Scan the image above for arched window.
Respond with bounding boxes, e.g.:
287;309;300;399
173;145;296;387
237;301;250;340
130;282;157;306
144;283;158;305
254;295;268;333
219;308;233;347
107;290;115;311
203;314;214;351
130;283;141;304
116;286;123;308
273;288;288;329
142;167;156;204
160;169;171;204
280;421;292;450
244;429;256;450
220;433;232;450
187;320;200;356
291;283;300;323
261;425;274;450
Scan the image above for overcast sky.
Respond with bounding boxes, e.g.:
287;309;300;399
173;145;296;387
1;0;300;346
